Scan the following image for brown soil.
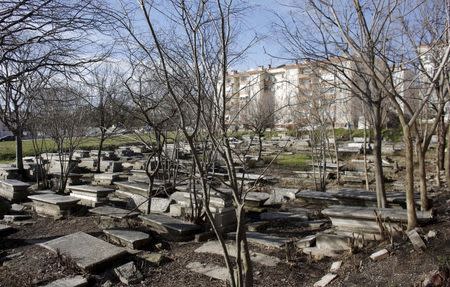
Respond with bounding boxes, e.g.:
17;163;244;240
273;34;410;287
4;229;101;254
0;170;449;286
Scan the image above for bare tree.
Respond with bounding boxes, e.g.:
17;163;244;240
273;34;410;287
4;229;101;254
81;63;128;173
0;0;110;172
123;60;177;215
107;1;260;285
276;1;389;208
0;52;50;171
240;88;275;161
290;62;344;189
36;84;88;193
277;0;450;230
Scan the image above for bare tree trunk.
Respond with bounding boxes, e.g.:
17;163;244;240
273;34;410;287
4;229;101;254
331;125;340;184
437;115;446;170
96;131;106;173
436;115;446;187
257;133;263;161
234;206;253;287
363;117;370;191
15;132;24;173
241;233;253;287
146;178;154;215
403;126;418;230
372;108;387;208
321;128;327;191
416;143;429;211
310;130;318;190
446;120;450;189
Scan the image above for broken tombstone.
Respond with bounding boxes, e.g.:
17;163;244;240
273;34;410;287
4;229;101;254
314;273;338;287
114;261;143;285
103;229;150;250
369;249;389;261
407;229;427;251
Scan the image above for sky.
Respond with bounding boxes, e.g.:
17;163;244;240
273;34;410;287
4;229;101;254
235;0;292;70
106;0;296;72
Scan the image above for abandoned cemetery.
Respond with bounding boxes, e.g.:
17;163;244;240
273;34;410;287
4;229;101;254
1;1;450;286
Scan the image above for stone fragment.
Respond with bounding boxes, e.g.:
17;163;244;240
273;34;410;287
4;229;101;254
136;252;167;266
169;203;185;217
315;233;351;251
314;273;338;287
3;214;31;222
43;275;88;287
369;249;389;261
103;229;150;250
296;235;316;249
425;230;437;240
186;262;229;281
10;204;25;213
247;221;269;232
330;261;342;273
407;229;426;251
303;247;341;260
245;192;270;207
148;197;173;213
114;261;143;285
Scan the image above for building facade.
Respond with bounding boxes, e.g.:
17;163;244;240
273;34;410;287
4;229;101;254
222;61;359;130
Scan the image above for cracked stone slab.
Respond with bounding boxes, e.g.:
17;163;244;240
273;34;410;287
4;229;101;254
227;231;290;249
43;275;88;287
186;261;229;281
195;240;280;267
39;231;127;270
89;206;139;219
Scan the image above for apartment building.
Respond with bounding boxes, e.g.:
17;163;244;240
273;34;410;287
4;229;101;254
222;61;359;130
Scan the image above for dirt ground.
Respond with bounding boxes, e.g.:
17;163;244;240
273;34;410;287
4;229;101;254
1;152;450;286
0;190;449;287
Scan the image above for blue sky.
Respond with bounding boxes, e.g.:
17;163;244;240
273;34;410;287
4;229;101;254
236;0;291;70
108;0;294;71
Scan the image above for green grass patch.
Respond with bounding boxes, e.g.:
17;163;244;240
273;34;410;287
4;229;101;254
0;135;144;162
270;153;311;169
382;128;403;142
